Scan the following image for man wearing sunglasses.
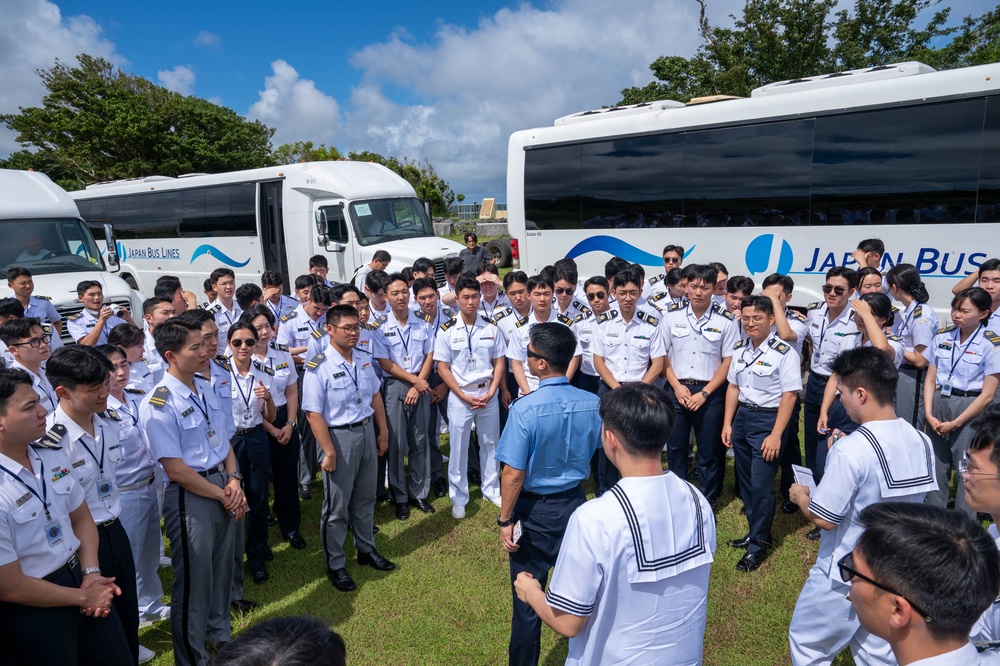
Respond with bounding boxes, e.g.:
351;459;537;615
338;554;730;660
643;244;684;299
553;265;590;322
569;276;611;396
849;502;1000;665
787;346;937;665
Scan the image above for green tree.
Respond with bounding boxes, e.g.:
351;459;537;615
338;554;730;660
1;54;275;189
347;150;457;217
273;140;343;164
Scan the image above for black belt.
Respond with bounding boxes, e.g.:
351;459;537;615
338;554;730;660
900;363;922;371
234;424;263;435
196;463;226;478
332;417;371;430
739;401;779;413
43;553;79;583
98;517;118;528
678;379;707;385
941;387;982;398
809;371;830;382
520;484;582;501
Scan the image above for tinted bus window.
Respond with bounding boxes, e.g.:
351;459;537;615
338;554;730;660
979;97;1000;224
524;144;581;230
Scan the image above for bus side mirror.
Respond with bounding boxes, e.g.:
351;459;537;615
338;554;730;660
103;223;119;268
315;209;329;247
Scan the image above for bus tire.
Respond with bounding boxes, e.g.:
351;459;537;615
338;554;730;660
124;274;139;290
486;239;512;268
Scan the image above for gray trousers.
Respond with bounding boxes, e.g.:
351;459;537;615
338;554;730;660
896;367;926;431
297;370;318;489
163;471;236;666
320;422;378;570
384;377;431;503
925;390;976;517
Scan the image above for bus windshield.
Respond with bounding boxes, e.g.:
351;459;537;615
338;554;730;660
348;197;434;246
0;218;106;275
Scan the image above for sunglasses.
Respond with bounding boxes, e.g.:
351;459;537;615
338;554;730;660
586;291;606;301
554;287;574;295
664;257;681;264
526;349;550;363
822;284;847;296
837;551;932;622
230;338;258;348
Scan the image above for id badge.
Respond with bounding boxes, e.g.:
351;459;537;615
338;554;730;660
207;428;222;449
402;354;411;367
941;382;953;398
97;475;113;500
467;356;476;368
354;391;363;406
242;410;252;424
44;518;64;547
812;351;821;365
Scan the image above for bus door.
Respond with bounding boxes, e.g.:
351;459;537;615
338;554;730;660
316;201;350;282
258;181;290;292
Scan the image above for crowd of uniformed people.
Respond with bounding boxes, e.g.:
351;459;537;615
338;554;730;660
3;233;1000;665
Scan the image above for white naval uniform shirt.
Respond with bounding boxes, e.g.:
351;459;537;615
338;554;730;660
265;295;299;327
108;390;156;489
372;311;433;376
139;373;231;473
972;523;1000;644
906;643;1000;665
254;343;295;408
276;304;326;352
205;357;236;443
65;309;127;345
479;295;509;322
11;360;57;415
807;418;936;586
573;312;600;377
301;346;380;426
142;330;165;386
661;301;739;382
891;301;939;359
805;303;858;376
229;361;274;429
205;299;242;351
555;299;592;323
727;337;803;408
506;310;582;393
48;407;124;524
492;306;525;347
23;295;61;325
433;315;506;390
591;309;666;383
128;359;155;394
773;308;810;357
546;473;716;666
836;331;906;368
923;325;1000;393
643;273;669;299
0;445;84;578
369;302;391;326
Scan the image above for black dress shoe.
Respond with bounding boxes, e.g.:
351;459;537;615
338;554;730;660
409;498;435;514
736;551;766;572
729;534;751;549
432;479;447;498
357;549;396;571
266;513;276;527
806;527;822;541
263;544;274;561
373;525;380;534
375;494;388;504
327;567;357;591
299;486;311;500
252;569;269;585
231;599;257;613
782;501;799;515
284;531;307;550
394;502;410;520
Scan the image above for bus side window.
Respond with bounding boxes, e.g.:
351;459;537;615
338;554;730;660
326;206;349;243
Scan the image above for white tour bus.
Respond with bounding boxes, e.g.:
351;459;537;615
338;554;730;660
0;170;144;341
70;162;464;296
506;61;1000;313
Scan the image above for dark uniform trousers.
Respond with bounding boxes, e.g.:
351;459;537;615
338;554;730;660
508;485;586;666
320;422;378;570
802;372;829;483
732;405;784;557
269;405;301;536
97;519;139;663
593;381;623;494
231;425;270;575
779;397;802;503
0;560;133;666
666;381;726;508
426;371;449;485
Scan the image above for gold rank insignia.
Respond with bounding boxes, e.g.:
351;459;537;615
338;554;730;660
305;353;326;370
149;386;170;408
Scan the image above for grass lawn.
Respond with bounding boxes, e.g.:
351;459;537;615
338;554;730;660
139;429;858;666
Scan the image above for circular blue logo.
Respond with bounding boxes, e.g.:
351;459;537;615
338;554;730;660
745;234;793;276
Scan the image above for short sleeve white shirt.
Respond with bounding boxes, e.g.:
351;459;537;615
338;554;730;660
592;309;666;383
433;315;506;388
301;346;380;425
138;373;231;472
661;302;739;382
47;407;124;523
726;336;803;408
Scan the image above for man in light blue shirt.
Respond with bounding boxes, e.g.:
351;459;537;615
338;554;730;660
495;323;601;666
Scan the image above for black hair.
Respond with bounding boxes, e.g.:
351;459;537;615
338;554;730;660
830;346;898;406
400;267;414;283
503;270;529;291
859;292;894;329
365;270;390;294
740;295;774;317
553;265;578;286
528;323;575;373
0;367;34;416
454;274;481;295
979;258;1000;275
662;244;684;258
709;261;728;277
856;266;882;285
475;263;500;277
107;323;145;349
553;257;578;272
612;268;642;292
308;284;333;308
444;257;463;276
685;264;718;287
227;321;258;344
235;283;263;311
604;257;630;281
827;266;859;290
329;284;362;304
726;276;755;296
0;298;25;319
526;275;554;293
325;304;361;327
952;287;993;319
584;276;609;291
174;308;213;327
599;383;675;458
308;254;329;269
46;345;113;391
885;264;929;304
412;257;434;275
373;249;392;263
76;280;102;297
203;278;214;293
154;319;203;359
260;270;284;288
463;232;478;244
95;344;126;362
0;317;44;347
213;616;346;666
143;297;173;317
153;277;182;301
294;274;318;291
857;238;885;256
385;272;408;290
969;404;1000;472
6;267;31;281
665;268;685;287
239;304;276;329
538;265;555;283
412;277;438;297
210;268;235;285
629;263;645;282
761;273;794;295
856;502;999;641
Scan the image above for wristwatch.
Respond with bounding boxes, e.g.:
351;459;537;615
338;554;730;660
227;471;244;482
81;566;101;576
287;421;297;428
701;390;709;399
497;515;515;527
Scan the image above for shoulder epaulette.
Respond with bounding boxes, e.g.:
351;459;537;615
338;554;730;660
124;387;146;395
887;334;903;341
205;303;222;314
648;274;664;285
637;310;659;327
269;341;289;352
310;328;324;340
41;323;54;333
714;303;735;320
572;300;591;314
913;305;923;318
363;321;380;331
212;355;232;373
493;308;512;322
598;309;618;324
442;307;454;318
200;301;211;310
668;302;685;312
514;316;530;328
415;311;433;323
734;338;748;349
938;324;957;334
787;309;807;321
33;423;67;449
986;330;1000;347
557;314;574;326
374;314;389;325
280;311;297;323
99;409;121;421
148;385;170;408
66;313;83;321
890;305;900;314
305;353;326;370
480;315;495;326
35;295;51;301
807;301;822;310
645;301;663;313
440;317;458;331
768;338;791;354
650;291;669;302
253;360;275;375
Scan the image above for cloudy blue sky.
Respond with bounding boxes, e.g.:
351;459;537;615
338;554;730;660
0;0;990;202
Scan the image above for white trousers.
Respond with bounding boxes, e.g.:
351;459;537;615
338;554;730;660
447;390;500;507
118;481;167;617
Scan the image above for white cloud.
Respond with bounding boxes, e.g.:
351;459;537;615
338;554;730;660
157;65;196;95
0;0;122;154
194;30;220;48
247;60;341;146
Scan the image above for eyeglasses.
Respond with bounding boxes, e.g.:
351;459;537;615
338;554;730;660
959;452;1000;481
586;292;606;301
837;551;932;622
230;338;258;348
740;316;768;325
10;334;52;348
615;290;640;299
554;288;574;295
822;284;847;296
332;325;361;334
526;349;550;363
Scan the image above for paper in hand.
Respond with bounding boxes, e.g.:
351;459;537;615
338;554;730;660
792;464;817;492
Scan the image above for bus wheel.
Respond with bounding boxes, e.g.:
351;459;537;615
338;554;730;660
486;239;512;268
124;275;139;290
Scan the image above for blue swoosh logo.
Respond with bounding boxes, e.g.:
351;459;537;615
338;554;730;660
190;245;251;268
565;235;695;265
